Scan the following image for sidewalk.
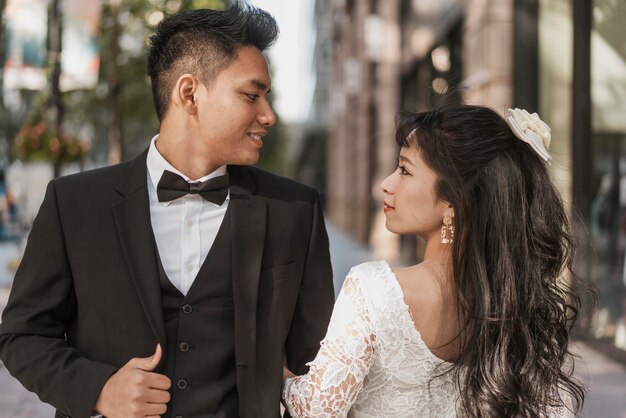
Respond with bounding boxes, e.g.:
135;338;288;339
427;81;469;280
571;341;626;417
0;225;625;416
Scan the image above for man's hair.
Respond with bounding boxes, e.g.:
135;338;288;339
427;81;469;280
147;3;279;121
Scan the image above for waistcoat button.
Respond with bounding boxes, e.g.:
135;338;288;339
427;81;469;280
177;378;188;390
179;341;190;352
181;304;193;314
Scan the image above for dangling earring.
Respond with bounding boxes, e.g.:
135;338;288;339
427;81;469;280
441;215;454;244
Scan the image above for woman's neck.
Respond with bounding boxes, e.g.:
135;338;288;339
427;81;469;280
418;238;454;287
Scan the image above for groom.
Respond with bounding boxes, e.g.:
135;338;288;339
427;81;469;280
0;4;334;418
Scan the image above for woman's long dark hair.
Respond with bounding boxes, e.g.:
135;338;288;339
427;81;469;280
396;104;587;417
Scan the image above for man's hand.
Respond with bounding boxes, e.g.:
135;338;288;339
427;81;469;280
94;344;171;418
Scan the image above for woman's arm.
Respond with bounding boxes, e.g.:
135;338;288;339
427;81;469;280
282;275;375;418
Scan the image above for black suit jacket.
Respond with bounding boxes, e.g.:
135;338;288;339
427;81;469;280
0;150;334;418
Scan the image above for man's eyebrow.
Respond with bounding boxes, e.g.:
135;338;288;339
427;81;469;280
248;79;271;93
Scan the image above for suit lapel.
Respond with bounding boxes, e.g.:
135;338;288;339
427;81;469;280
110;149;166;348
228;165;265;413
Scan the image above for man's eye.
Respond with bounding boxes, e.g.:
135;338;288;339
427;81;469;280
245;94;258;101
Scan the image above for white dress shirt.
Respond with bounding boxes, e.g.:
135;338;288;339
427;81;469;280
146;135;229;295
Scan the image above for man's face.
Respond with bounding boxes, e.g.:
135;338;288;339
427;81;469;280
194;45;276;166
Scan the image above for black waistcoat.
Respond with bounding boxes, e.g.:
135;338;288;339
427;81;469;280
158;209;238;418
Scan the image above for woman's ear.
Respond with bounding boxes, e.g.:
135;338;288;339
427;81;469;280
172;74;199;115
445;203;455;219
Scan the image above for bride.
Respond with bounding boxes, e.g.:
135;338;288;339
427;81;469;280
282;105;587;417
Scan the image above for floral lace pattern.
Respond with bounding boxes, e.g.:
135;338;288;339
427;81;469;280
283;261;574;418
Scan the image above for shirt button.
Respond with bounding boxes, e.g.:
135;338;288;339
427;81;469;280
179;341;190;352
177;378;188;390
181;304;193;314
187;218;193;227
186;264;193;272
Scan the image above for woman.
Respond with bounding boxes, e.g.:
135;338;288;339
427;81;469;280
282;105;587;417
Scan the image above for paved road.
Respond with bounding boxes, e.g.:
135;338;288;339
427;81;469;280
572;341;626;417
1;228;626;417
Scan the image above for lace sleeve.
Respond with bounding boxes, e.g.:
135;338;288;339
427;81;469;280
282;274;375;418
547;393;575;418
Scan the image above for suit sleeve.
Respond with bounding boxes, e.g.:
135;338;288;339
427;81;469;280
0;180;118;417
285;190;334;375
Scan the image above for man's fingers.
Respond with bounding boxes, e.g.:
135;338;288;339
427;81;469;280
142;395;169;417
145;371;172;390
128;344;162;371
144;387;171;404
95;345;170;418
142;401;168;417
145;343;163;371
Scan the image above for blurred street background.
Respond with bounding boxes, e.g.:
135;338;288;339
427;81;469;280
0;0;625;416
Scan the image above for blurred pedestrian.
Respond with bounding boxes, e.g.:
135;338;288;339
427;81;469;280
0;4;334;418
283;105;588;417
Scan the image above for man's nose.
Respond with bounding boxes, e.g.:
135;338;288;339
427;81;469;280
258;101;276;127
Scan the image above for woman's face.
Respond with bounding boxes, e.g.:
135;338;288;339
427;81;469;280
380;144;450;241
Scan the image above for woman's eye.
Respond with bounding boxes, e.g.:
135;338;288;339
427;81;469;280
398;165;410;175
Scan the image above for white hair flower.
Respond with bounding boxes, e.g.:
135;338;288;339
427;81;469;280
506;108;552;162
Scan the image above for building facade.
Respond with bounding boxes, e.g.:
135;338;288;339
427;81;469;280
321;0;626;358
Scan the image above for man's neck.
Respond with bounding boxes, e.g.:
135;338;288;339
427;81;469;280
156;131;221;180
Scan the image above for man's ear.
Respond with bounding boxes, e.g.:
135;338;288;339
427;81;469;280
172;74;199;115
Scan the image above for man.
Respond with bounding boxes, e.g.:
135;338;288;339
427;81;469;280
0;4;334;418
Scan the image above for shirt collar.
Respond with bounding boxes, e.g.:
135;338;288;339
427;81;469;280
146;134;228;193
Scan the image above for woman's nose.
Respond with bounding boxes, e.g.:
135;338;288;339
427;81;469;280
380;174;394;195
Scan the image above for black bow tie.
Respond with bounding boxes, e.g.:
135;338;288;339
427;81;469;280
157;170;229;205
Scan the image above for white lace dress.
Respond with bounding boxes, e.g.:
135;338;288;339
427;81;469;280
282;261;573;418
